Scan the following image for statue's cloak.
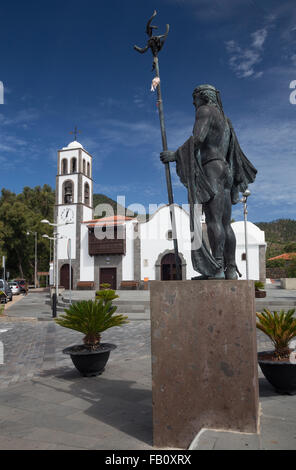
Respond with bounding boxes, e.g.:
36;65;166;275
226;118;257;204
175;120;257;276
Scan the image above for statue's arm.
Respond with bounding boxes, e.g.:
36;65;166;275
160;150;176;163
193;105;212;150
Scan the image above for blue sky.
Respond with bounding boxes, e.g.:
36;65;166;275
0;0;295;222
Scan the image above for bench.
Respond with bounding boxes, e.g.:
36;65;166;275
120;281;140;290
77;281;95;290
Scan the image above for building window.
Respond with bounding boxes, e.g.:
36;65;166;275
84;182;90;205
242;253;246;261
166;230;173;240
87;162;90;177
71;157;77;173
63;180;74;204
83;159;86;174
61;159;68;175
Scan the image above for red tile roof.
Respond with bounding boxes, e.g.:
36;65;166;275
83;215;134;227
268;253;296;261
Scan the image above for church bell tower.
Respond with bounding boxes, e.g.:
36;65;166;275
54;138;94;289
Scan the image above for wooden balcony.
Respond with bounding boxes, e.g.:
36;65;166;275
88;227;126;255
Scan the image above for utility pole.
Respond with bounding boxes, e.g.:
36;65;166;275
241;189;251;280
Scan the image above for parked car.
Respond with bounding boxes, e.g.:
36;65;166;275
0;280;13;302
13;279;28;294
9;281;21;295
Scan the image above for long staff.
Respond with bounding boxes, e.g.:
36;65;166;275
134;10;181;280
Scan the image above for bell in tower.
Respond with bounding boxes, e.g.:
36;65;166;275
64;181;73;204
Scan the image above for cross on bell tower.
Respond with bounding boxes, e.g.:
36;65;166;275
69;126;81;141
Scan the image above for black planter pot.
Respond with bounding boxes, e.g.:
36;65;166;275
63;343;117;377
258;351;296;394
255;290;266;298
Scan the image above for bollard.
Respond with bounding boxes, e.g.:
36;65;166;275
52;292;57;318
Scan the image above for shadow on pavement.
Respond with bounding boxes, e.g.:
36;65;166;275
259;377;278;397
36;367;153;446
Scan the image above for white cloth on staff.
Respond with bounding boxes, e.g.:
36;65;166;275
151;77;160;92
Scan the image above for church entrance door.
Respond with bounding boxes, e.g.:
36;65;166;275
60;264;73;289
161;253;182;281
100;268;117;290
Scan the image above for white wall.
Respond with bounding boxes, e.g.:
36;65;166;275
139;205;196;280
80;221;94;282
232;221;266;280
122;221;135;280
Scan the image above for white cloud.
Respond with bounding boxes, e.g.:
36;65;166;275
225;26;269;78
233;116;296;214
251;28;268;49
0;108;39;126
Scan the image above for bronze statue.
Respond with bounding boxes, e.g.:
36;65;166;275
160;84;257;280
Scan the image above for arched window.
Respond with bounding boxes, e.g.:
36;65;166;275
84;182;90;205
63;180;74;204
87;162;90;177
61;159;68;175
71;157;77;173
83;159;86;174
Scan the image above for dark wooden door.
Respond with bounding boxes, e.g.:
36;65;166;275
161;253;182;281
100;268;117;290
60;264;73;289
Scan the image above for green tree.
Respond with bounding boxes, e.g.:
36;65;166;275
0;185;55;282
284;242;296;253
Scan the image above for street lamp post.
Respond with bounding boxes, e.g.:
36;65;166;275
241;189;251;281
41;219;74;315
43;232;63;317
49;238;52;266
26;231;37;289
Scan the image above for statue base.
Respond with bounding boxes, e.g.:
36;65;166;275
150;280;259;449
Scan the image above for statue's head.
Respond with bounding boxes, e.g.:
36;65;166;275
192;84;223;112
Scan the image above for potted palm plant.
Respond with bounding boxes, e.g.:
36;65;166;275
55;295;128;377
95;283;119;303
256;308;296;394
254;281;266;298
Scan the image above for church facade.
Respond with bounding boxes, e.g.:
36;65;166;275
54;140;266;290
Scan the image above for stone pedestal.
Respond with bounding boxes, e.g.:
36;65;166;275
281;278;296;290
150;280;259;449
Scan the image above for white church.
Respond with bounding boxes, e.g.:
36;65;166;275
53;140;266;290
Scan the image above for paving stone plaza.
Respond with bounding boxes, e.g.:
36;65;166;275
0;288;295;450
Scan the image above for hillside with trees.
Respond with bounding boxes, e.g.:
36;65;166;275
93;193;135;218
255;219;296;263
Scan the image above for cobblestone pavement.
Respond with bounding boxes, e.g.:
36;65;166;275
0;292;284;450
0;316;152;448
0;310;271;390
0;320;151;389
